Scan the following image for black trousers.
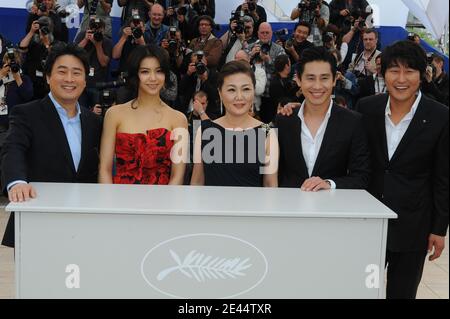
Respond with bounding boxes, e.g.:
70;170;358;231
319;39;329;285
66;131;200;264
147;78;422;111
385;250;427;299
1;212;14;248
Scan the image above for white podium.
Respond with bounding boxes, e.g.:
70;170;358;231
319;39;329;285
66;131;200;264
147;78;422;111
6;183;396;299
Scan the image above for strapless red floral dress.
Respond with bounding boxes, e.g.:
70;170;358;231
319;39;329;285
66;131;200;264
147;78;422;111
114;128;173;185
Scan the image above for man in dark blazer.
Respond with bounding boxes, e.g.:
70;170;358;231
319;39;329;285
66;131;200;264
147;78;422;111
277;46;370;191
356;41;449;299
1;43;102;248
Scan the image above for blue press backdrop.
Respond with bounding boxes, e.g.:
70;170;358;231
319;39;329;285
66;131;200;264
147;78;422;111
1;7;448;72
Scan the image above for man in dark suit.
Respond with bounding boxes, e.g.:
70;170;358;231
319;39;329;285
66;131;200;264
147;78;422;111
276;46;370;191
1;43;103;248
356;41;449;299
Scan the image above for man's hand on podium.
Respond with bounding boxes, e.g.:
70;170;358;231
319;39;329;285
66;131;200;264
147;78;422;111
301;177;332;192
8;184;37;202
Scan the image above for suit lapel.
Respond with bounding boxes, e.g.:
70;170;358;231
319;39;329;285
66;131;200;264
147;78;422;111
375;97;390;165
77;108;90;175
311;104;340;176
389;97;430;164
40;96;76;174
292;116;309;178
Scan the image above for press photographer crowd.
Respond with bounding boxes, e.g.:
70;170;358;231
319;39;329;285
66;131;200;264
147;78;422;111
0;0;448;129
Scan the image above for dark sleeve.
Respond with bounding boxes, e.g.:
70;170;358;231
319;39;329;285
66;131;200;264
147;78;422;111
332;115;371;189
422;80;448;106
0;105;32;192
16;76;34;102
258;6;267;22
208;0;215;19
431;120;449;235
25;14;37;35
329;0;341;23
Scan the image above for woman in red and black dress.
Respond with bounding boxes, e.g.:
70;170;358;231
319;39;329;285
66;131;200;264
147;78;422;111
99;45;188;185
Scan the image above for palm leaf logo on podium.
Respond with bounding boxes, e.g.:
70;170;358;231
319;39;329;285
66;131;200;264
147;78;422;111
157;250;253;282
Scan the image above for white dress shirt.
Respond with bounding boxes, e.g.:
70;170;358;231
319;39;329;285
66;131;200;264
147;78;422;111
385;91;422;161
298;99;336;189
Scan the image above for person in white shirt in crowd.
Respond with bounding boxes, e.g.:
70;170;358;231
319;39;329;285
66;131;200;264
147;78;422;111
234;49;266;118
247;22;285;123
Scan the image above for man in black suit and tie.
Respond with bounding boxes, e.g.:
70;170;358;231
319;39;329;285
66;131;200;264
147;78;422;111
1;43;103;248
356;41;449;299
276;46;370;191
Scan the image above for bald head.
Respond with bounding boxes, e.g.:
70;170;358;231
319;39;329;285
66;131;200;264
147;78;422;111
150;4;165;27
235;50;250;63
258;22;273;43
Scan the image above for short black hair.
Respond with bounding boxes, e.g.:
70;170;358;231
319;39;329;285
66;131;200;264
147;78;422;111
218;60;256;90
380;40;427;79
296;46;337;79
126;44;172;96
294;21;311;35
44;42;89;77
274;54;290;73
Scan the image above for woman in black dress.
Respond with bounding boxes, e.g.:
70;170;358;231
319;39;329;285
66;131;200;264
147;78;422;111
190;61;278;187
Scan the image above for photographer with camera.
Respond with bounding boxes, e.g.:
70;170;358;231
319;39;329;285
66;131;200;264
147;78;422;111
26;0;67;43
346;28;380;79
161;26;190;74
145;3;170;46
76;17;113;109
75;0;113;43
221;14;257;66
0;34;12;62
117;0;153;26
422;53;449;106
269;55;301;117
189;15;223;71
113;15;151;73
291;0;329;46
235;0;266;37
329;0;369;32
247;23;285;123
190;0;215;19
19;17;58;99
179;51;220;118
284;22;313;65
0;49;34;134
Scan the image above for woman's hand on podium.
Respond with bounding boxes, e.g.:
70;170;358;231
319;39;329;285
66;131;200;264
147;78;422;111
8;183;37;202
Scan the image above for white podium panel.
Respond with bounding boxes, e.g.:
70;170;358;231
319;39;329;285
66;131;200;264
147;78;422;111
7;183;397;299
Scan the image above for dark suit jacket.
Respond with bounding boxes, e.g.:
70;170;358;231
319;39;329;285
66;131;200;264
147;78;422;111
1;96;102;247
356;94;449;252
357;75;376;100
276;103;370;189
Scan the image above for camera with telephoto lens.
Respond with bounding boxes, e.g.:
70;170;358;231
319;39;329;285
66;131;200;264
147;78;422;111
195;51;207;75
99;89;116;116
6;48;20;73
131;15;143;39
168;27;178;53
176;6;187;16
298;0;319;11
38;21;50;35
54;4;71;18
274;28;289;44
89;18;103;42
229;11;245;35
260;43;271;55
407;32;417;42
285;38;294;49
36;0;47;13
89;0;99;16
247;0;257;12
426;53;437;78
